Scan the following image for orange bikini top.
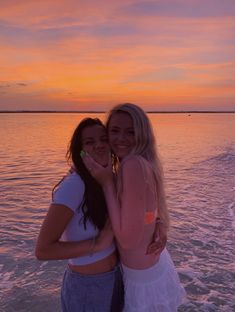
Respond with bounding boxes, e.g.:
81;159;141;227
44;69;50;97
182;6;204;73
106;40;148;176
144;210;157;225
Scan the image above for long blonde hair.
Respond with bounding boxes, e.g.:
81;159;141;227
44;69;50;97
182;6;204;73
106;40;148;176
106;103;170;229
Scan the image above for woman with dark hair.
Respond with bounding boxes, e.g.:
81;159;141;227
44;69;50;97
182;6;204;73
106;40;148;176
35;118;124;312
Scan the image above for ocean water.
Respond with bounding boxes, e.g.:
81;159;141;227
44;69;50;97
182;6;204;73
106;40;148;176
0;112;235;312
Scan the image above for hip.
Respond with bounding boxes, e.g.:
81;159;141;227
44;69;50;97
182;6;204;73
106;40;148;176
121;249;174;282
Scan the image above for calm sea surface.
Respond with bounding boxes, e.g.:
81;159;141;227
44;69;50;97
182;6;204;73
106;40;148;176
0;113;235;312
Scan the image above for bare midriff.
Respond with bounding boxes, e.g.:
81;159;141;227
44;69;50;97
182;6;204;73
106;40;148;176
68;251;118;274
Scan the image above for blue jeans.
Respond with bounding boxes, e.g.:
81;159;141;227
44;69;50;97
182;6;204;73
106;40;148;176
61;265;124;312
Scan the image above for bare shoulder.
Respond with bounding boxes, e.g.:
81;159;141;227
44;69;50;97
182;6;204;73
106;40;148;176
121;155;146;177
121;155;154;183
121;155;142;168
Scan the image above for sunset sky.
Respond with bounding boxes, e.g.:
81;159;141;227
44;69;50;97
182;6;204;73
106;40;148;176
0;0;235;111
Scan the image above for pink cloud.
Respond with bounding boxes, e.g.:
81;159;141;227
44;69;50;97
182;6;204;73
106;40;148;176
0;0;234;110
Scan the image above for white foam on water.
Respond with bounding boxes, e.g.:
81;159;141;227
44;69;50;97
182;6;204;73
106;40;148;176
36;270;44;276
40;261;48;268
228;202;235;229
178;267;201;279
0;271;14;290
23;281;36;287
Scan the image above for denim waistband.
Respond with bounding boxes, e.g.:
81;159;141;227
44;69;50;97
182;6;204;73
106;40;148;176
66;263;121;279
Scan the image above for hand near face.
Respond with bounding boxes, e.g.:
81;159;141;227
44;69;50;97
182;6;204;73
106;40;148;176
82;152;113;186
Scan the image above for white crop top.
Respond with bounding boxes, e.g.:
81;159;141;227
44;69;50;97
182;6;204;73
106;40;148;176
52;171;115;265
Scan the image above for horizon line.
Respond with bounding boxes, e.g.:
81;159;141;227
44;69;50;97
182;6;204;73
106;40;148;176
0;110;235;114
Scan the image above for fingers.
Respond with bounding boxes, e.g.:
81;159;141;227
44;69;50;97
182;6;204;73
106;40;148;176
83;153;94;167
154;245;165;256
148;241;163;250
82;153;102;174
83;156;93;171
146;246;161;255
146;244;164;255
146;236;167;255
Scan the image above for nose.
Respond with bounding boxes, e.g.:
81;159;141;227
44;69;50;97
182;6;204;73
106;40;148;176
116;131;127;142
94;140;105;149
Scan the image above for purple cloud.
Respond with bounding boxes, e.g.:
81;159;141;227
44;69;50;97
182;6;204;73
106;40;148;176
121;0;235;18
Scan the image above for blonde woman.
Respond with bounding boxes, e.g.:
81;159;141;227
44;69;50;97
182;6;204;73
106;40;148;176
83;103;186;311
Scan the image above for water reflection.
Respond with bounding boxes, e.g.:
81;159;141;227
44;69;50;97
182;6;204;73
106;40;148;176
0;113;235;311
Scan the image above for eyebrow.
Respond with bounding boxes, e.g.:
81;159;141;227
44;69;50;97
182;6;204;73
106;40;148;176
82;136;95;141
83;134;107;140
110;126;134;129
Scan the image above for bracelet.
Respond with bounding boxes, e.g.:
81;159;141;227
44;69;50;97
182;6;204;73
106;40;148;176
89;236;96;256
156;217;164;225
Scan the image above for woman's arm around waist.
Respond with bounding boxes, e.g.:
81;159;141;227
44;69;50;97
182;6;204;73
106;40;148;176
35;203;113;260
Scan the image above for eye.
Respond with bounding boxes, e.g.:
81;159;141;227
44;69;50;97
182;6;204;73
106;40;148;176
110;128;119;133
127;130;134;136
83;140;94;146
101;136;108;142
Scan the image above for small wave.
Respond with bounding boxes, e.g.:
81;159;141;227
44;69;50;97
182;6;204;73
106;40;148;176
228;202;235;229
2;177;25;181
0;271;14;290
192;151;235;176
211;152;235;161
202;151;235;164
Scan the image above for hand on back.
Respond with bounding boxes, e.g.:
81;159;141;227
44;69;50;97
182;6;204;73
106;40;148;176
96;219;114;251
146;221;168;256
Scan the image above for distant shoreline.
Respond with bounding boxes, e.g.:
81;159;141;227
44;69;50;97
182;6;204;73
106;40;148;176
0;110;235;114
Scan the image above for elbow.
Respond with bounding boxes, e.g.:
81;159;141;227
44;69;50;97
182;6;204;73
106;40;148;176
35;248;44;260
35;244;49;260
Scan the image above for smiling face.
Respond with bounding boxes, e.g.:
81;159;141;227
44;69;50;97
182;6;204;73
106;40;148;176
81;124;110;166
108;112;136;159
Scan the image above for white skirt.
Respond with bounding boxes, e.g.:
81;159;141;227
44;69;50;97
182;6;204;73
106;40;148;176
121;249;186;312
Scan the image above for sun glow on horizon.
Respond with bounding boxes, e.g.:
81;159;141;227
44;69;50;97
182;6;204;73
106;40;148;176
0;0;235;111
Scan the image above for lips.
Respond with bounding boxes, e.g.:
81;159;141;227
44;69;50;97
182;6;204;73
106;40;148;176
96;151;107;156
93;153;109;166
113;145;131;158
115;145;129;149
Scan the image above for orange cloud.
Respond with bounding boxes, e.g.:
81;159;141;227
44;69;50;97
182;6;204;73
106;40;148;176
0;1;235;111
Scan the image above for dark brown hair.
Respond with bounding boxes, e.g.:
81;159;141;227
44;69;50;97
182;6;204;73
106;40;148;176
54;118;108;230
